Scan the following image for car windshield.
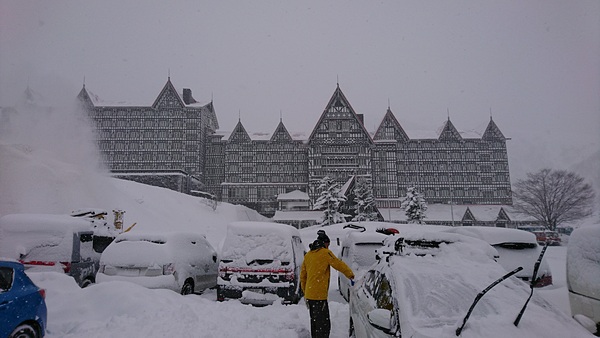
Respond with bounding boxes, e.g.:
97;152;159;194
353;243;383;268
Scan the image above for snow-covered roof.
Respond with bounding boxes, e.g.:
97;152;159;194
227;221;300;238
273;210;322;221
442;226;537;245
216;129;310;141
0;214;94;261
382;204;534;223
277;190;309;201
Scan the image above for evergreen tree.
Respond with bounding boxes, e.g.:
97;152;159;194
352;177;379;221
400;186;427;224
313;176;348;225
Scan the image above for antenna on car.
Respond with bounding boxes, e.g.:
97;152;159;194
513;242;550;326
456;267;523;336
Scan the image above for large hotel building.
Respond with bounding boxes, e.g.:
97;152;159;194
78;78;513;219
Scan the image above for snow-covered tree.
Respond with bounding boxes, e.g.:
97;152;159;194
313;176;348;225
401;186;427;224
351;177;379;222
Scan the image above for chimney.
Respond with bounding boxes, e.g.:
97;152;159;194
182;88;197;104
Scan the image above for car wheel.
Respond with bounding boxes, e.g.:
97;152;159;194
349;317;356;338
10;323;38;338
81;278;94;288
181;279;194;295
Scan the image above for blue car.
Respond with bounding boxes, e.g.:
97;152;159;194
0;260;47;338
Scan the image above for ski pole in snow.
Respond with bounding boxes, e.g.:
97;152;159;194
514;242;549;326
456;267;523;336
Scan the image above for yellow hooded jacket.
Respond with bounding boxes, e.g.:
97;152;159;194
300;247;355;301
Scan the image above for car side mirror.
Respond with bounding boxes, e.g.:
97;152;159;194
572;314;598;334
367;308;393;333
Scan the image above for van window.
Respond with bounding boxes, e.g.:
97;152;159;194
0;267;13;291
93;235;115;253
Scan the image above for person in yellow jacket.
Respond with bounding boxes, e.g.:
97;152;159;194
301;230;354;338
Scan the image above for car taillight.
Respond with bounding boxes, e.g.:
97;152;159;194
218;266;229;279
535;274;553;287
60;262;71;273
38;289;46;299
283;269;295;282
163;263;175;275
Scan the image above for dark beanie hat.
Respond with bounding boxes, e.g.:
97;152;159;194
317;230;330;243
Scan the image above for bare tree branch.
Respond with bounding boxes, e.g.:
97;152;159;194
513;169;595;230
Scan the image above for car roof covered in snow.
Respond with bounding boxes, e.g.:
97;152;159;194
341;231;389;246
0;213;93;234
378;231;590;337
115;231;207;243
227;221;300;238
442;226;538;246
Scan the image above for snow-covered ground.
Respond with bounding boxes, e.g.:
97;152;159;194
0;134;593;337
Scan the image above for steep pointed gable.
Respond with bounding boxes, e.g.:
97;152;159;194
373;108;409;142
308;85;373;143
462;207;476;221
270;120;293;142
438;118;462;141
77;86;95;108
228;120;251;143
497;207;510;221
482;117;506;140
152;78;185;109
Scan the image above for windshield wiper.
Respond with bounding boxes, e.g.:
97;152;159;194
513;242;549;326
456;266;523;336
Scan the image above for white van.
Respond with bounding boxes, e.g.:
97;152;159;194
0;214;103;287
217;221;305;305
567;224;600;335
338;230;389;301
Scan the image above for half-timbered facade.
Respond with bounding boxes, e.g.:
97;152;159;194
78;78;218;193
79;79;512;218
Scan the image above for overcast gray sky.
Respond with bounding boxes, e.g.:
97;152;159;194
1;0;599;181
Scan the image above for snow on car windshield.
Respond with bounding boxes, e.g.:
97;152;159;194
221;222;296;264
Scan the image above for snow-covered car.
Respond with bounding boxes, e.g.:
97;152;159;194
348;231;593;338
0;213;104;288
442;226;552;287
217;221;305;305
0;260;47;338
567;224;600;335
338;228;389;301
97;231;218;295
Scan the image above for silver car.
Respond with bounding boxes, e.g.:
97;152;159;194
98;231;218;295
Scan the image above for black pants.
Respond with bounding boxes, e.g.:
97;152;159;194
307;299;330;338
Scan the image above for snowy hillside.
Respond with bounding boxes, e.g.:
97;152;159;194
0;142;269;248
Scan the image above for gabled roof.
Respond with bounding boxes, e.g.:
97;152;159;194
438;118;463;141
270;120;293;142
77;86;95;107
482;117;506;140
277;190;309;201
228;120;251;143
373;108;409;142
152;78;185;109
308;85;373;144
